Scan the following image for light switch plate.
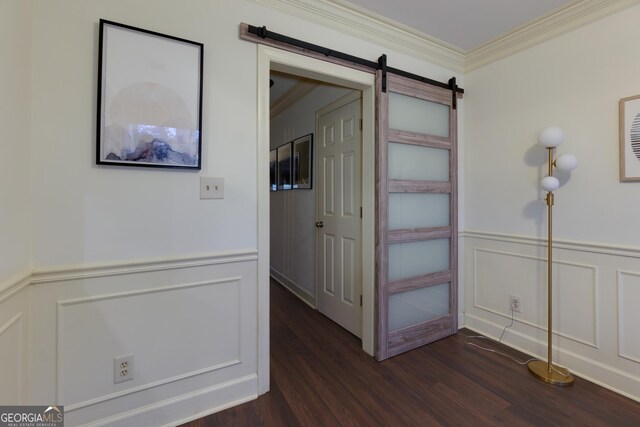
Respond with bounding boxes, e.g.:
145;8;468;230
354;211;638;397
200;177;224;199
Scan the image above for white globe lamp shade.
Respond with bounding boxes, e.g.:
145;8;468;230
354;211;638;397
540;176;560;192
555;154;578;172
538;127;565;148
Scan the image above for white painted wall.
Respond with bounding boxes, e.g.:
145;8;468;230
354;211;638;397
0;0;32;280
270;85;352;305
463;4;640;401
29;1;261;268
0;1;32;405
1;0;463;424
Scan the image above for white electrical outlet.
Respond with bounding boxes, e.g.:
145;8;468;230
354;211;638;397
114;354;134;384
510;295;522;313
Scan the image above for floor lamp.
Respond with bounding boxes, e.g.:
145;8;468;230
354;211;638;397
527;126;578;386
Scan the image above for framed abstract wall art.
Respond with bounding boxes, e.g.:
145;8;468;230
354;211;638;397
292;133;313;189
270;149;277;191
97;19;203;169
620;94;640;181
277;143;292;190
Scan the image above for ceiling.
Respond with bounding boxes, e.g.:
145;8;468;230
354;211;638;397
269;0;630;100
270;0;575;103
341;0;573;51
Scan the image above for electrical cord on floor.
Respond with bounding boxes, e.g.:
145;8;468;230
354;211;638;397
464;308;573;378
464;307;538;366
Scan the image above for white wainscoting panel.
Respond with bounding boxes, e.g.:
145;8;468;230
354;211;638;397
473;248;598;347
617;270;640;364
25;250;258;427
0;271;30;405
463;231;640;402
0;313;25;403
57;278;241;409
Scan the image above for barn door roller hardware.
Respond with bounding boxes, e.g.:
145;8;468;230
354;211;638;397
244;24;463;108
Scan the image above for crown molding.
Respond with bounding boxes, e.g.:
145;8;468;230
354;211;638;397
250;0;639;74
465;0;640;72
251;0;465;72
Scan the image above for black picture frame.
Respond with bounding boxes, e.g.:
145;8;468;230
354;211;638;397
96;19;204;169
292;133;313;189
277;143;292;190
270;149;278;191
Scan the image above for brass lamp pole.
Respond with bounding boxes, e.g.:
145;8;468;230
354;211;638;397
527;127;577;386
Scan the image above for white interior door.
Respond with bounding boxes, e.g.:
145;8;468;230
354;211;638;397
316;92;362;338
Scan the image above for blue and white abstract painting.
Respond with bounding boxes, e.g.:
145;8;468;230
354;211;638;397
98;20;202;169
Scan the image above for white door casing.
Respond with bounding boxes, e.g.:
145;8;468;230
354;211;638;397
258;46;376;394
316;91;363;338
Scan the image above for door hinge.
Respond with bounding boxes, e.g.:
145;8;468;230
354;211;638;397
360;118;363;131
360;294;363;307
360;206;363;218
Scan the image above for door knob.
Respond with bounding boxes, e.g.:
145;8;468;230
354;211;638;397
315;221;324;228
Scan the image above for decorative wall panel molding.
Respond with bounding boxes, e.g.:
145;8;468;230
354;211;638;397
0;249;259;424
57;277;243;410
473;248;598;348
463;231;640;402
617;270;640;364
0;313;24;403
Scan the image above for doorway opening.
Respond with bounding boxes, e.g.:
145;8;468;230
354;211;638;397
257;46;376;393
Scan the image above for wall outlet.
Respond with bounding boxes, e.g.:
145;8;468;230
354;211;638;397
114;354;134;384
510;295;522;313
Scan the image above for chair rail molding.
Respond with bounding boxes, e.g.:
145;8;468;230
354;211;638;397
30;249;258;284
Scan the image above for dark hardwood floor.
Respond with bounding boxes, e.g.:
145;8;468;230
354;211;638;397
182;281;640;426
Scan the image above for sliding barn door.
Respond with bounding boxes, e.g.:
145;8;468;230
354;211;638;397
375;71;458;361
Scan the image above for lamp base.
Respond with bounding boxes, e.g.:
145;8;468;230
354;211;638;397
527;360;574;386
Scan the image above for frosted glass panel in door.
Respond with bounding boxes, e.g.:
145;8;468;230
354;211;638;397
389;92;449;137
388;239;450;281
388;283;450;331
388;193;450;230
388;143;449;181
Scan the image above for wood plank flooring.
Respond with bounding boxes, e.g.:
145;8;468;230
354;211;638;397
182;281;640;426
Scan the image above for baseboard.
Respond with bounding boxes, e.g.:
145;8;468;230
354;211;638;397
457;312;464;329
270;267;316;308
76;375;258;427
464;312;640;403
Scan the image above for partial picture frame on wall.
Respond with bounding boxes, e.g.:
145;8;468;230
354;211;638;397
619;94;640;182
96;19;204;169
277;143;292;190
270;149;277;191
292;133;313;189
